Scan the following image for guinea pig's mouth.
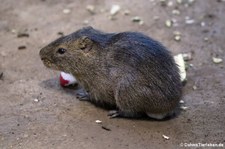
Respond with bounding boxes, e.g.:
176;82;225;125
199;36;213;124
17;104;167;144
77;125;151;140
41;58;60;71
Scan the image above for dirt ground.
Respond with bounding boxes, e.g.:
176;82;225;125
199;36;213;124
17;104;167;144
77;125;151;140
0;0;225;148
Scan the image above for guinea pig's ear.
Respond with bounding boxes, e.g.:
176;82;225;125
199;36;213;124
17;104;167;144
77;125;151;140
78;36;93;51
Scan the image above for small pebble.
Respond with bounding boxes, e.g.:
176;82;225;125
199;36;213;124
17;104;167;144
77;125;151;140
101;126;111;131
86;5;95;14
0;72;3;79
212;57;223;64
171;18;177;23
182;52;192;61
18;46;26;50
167;1;173;6
110;5;121;16
192;85;197;90
185;19;195;24
57;32;64;36
173;31;181;40
95;120;102;124
201;22;206;27
173;31;181;35
123;10;130;16
17;32;29;38
165;20;172;27
180;106;188;110
179;100;185;104
34;98;39;102
131;16;142;22
160;0;167;7
11;29;17;34
139;20;144;25
188;0;195;4
177;0;183;4
63;9;71;14
83;20;89;25
174;35;181;41
162;134;170;140
203;37;209;42
172;9;180;15
108;16;117;21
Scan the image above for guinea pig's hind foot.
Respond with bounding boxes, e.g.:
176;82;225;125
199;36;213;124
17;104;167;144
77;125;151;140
76;92;90;101
146;113;168;120
108;110;120;118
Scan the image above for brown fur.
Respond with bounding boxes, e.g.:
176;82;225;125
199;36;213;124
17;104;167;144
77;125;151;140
39;27;182;119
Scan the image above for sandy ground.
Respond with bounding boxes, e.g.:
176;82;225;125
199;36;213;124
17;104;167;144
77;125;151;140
0;0;225;148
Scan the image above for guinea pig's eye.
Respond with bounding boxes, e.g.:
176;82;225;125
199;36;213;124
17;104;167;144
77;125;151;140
57;48;66;54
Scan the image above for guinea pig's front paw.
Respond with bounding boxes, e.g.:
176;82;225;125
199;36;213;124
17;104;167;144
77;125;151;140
76;92;90;101
108;110;142;118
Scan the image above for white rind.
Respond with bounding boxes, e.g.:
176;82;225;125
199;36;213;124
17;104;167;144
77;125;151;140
60;72;77;85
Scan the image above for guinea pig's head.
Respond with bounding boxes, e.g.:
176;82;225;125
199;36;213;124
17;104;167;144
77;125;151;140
39;33;99;74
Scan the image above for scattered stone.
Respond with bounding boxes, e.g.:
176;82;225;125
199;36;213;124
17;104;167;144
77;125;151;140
171;19;178;26
180;106;188;110
110;5;121;16
212;57;223;64
18;46;26;50
174;35;181;41
172;9;180;15
139;20;144;25
188;0;195;4
160;0;167;7
108;16;117;21
34;98;39;102
182;52;192;61
86;5;95;14
63;9;71;14
165;20;172;27
17;32;29;38
162;134;170;140
203;37;209;42
179;100;185;104
192;85;197;90
123;10;130;16
174;54;186;82
201;22;206;27
83;20;89;25
173;31;181;41
183;0;195;6
11;29;17;34
167;1;173;7
0;72;3;80
101;126;111;131
189;63;194;67
57;32;64;36
95;120;102;124
176;0;183;4
131;16;142;22
185;19;195;24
